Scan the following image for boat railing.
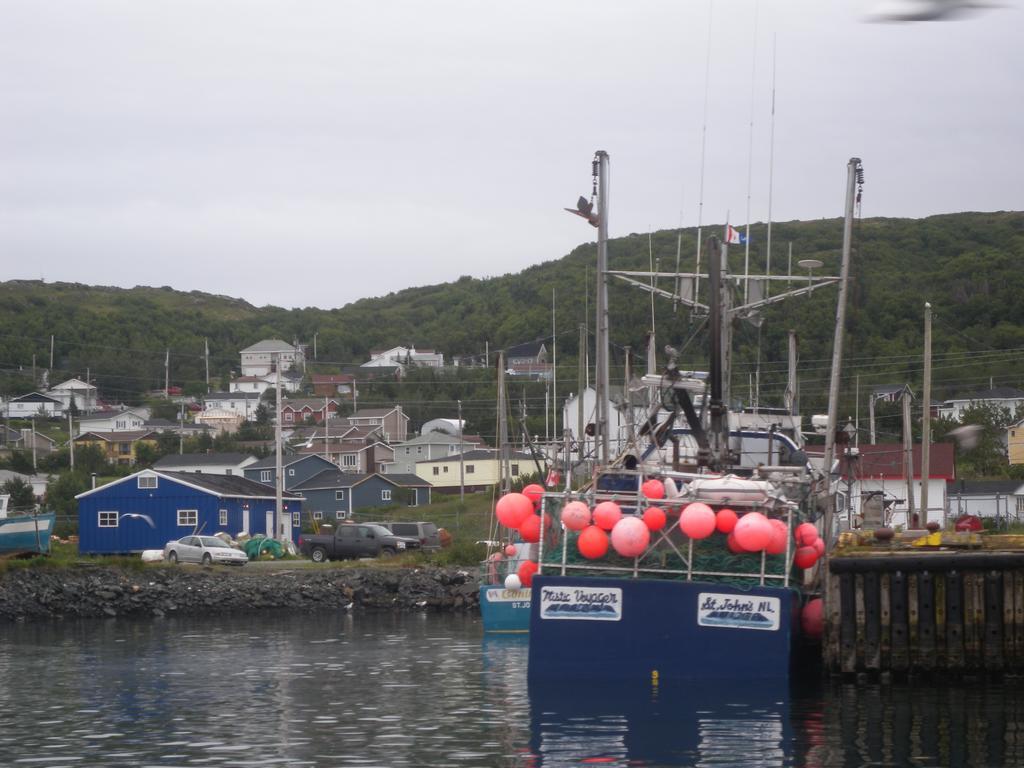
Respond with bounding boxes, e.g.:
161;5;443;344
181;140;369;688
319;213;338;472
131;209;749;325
537;475;800;588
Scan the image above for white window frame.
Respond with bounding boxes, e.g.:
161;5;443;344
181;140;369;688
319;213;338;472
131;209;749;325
342;454;357;468
219;509;228;526
177;509;198;527
288;468;295;477
292;512;301;527
138;475;158;489
466;465;474;474
313;510;323;520
335;490;345;500
336;510;347;520
433;467;439;476
98;511;119;528
260;470;272;483
381;489;392;502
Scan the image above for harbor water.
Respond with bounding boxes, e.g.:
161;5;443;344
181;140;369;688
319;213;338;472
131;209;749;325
1;612;1023;767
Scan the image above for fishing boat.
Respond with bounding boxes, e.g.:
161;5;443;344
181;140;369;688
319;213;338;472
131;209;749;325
0;495;56;557
517;154;862;686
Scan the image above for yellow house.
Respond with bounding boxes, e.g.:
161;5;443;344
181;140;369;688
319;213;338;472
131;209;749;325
1009;419;1024;465
415;449;535;492
75;430;160;466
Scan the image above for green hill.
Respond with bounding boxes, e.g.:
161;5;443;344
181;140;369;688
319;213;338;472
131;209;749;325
1;210;1022;441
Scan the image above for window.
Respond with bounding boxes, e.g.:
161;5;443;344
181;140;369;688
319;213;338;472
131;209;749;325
261;470;272;483
417;446;422;453
342;454;357;467
288;468;295;477
313;511;323;520
408;493;417;507
292;512;301;527
466;465;475;474
336;510;347;520
433;467;440;476
118;442;131;454
98;511;118;528
225;469;232;476
219;509;228;526
285;412;294;422
382;489;392;501
444;466;449;473
138;476;158;489
177;509;198;527
380;464;386;473
511;464;519;476
335;490;345;501
1018;497;1024;515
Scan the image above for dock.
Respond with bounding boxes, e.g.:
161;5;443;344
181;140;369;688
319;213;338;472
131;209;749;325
825;532;1024;674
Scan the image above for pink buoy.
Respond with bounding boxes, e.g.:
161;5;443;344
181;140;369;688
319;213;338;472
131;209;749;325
716;508;738;534
641;479;666;500
680;502;716;539
504;544;517;557
794;545;819;569
593;501;623;531
642;506;667;532
795;522;818;547
812;537;826;556
577;525;609;559
610;516;650;558
517;560;539;588
726;531;746;554
734;512;772;552
496;493;533;529
519;514;541;543
522;483;545;507
560;501;591;531
765;518;788;555
801;598;824;639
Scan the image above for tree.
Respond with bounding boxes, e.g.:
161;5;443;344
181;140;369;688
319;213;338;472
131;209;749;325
45;470;90;518
2;477;36;512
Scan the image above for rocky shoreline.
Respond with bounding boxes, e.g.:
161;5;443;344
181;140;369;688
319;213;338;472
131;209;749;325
0;564;481;622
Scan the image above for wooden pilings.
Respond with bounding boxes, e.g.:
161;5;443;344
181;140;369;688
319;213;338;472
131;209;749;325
826;553;1024;674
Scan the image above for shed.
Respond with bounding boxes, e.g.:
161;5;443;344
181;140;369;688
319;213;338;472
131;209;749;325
76;469;303;554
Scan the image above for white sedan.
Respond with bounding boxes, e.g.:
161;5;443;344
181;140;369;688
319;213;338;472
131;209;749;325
164;535;248;566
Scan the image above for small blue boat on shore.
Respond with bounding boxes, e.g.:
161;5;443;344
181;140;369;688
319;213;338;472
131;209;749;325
0;510;56;556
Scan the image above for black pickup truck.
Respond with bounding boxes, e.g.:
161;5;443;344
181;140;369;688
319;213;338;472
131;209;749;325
299;523;420;562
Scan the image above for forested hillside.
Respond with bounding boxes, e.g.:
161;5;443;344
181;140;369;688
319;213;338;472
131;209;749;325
1;210;1022;443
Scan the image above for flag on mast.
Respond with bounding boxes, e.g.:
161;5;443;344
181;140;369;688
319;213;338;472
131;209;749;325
725;224;748;245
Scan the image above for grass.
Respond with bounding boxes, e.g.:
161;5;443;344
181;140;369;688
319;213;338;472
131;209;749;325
349;490;498;549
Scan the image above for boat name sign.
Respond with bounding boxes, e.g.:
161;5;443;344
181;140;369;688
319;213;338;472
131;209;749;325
539;586;622;621
697;592;780;631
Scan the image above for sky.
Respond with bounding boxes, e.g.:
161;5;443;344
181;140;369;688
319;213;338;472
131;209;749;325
1;0;1021;309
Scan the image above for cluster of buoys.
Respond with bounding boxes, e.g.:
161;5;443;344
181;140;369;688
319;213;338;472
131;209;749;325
558;499;666;560
494;484;549;588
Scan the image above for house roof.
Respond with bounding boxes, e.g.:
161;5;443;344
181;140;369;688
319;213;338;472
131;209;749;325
75;469;301;501
506;341;546;358
80;408;147;421
811;442;956;480
240;339;297;354
350;407;404;419
246;453;334;470
417;448;535;464
292;469;431;491
946;479;1024;496
75;430;160;443
10;392;62;404
153;453;257;469
947;386;1024;403
206;391;262;400
282;398;339;411
312;374;355;384
50;378;95;391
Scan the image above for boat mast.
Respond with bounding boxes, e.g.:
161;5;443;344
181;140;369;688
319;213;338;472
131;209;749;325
822;157;863;545
594;150;611;463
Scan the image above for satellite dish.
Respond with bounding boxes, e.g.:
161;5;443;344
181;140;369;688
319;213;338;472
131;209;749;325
797;259;824;270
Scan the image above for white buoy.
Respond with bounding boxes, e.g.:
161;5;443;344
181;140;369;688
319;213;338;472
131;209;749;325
504;574;522;590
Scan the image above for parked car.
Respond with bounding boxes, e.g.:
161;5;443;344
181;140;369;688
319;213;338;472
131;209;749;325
164;535;249;566
299;523;419;563
373;521;442;553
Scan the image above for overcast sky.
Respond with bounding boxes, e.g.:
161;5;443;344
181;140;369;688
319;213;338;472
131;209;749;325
2;1;1021;309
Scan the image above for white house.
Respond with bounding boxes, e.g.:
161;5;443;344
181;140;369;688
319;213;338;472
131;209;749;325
361;346;444;372
938;386;1024;422
4;392;63;418
194;408;245;435
229;370;303;396
46;378;98;413
152;452;259;476
239;339;305;377
76;408;149;436
203;392;263;421
946;480;1024;524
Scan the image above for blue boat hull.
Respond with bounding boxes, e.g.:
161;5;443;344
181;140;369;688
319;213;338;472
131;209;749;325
479;585;531;634
527;575;800;687
0;513;56;556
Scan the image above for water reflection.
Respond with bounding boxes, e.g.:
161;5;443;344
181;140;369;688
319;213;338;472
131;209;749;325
2;615;1024;766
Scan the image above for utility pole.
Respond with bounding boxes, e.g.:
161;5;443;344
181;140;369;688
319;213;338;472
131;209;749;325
902;387;916;525
822;157;862;547
551;287;557;441
594;150;611;463
785;330;798;415
31;416;37;472
49;335;54;371
497;352;510;494
274;355;285;542
921;302;932;526
869;394;877;445
178;401;184;455
313;332;318;360
204;338;210;393
68;409;75;469
323;397;330;461
164;348;169;399
458;399;465;506
32;355;36;388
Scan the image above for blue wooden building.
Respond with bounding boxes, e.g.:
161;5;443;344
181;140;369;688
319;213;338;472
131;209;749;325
291;470;431;523
243;454;336;492
76;469;303;555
